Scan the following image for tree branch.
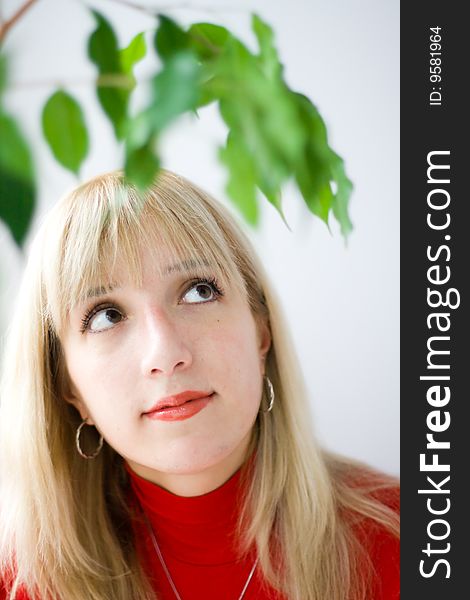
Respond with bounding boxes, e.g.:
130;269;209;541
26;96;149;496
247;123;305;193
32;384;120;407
0;0;40;45
10;72;143;91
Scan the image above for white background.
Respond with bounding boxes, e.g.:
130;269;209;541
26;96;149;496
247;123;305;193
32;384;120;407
0;0;399;475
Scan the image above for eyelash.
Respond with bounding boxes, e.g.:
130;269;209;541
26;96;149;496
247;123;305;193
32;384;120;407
80;304;120;334
79;276;224;334
187;276;224;299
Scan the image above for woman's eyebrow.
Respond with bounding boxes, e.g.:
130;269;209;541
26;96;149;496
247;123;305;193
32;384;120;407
164;258;210;275
84;260;212;300
85;283;120;300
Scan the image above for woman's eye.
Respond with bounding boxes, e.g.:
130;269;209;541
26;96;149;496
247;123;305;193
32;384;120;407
88;307;123;332
182;282;218;304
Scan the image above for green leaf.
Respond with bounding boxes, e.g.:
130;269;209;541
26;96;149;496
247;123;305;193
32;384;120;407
0;170;35;247
330;151;353;238
124;50;200;184
194;66;219;108
88;10;129;140
125;109;154;152
88;10;121;74
0;112;34;181
97;84;129;140
147;51;201;134
219;132;258;225
0;112;35;246
124;48;200;192
215;41;290;220
252;14;282;81
125;140;160;190
155;15;189;60
119;32;147;74
256;176;285;221
42;90;89;174
293;92;329;151
296;161;333;224
218;98;286;223
188;22;230;60
291;91;352;234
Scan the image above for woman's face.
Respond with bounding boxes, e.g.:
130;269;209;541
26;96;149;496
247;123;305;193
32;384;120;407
61;243;270;489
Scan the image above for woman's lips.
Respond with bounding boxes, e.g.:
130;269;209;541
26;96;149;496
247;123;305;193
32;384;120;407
144;393;214;421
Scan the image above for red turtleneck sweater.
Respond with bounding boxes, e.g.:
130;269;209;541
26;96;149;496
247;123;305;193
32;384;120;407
1;465;399;599
127;463;286;600
126;464;399;600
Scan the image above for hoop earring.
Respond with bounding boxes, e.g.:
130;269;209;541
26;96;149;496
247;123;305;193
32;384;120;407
76;418;104;459
262;375;275;413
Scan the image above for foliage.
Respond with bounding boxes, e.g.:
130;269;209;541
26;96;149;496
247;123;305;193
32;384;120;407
0;7;353;249
0;53;35;246
42;90;89;174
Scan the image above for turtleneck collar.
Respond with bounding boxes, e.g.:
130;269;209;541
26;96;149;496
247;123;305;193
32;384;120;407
125;461;251;566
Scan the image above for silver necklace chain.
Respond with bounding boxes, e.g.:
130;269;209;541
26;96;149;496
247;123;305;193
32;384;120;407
141;509;259;600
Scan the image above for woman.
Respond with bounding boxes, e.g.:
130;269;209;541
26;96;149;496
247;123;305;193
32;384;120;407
0;170;399;599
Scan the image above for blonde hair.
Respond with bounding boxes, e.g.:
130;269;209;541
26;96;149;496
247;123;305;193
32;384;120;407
0;170;399;599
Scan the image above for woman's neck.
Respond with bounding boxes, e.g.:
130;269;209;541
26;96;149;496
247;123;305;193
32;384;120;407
125;434;252;497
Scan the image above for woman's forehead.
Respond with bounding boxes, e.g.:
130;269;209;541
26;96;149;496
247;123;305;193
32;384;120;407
68;245;241;311
101;245;221;280
54;193;247;327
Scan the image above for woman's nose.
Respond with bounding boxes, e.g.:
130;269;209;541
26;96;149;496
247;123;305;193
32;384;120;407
139;307;193;376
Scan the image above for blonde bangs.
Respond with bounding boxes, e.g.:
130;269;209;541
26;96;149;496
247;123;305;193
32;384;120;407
41;170;245;336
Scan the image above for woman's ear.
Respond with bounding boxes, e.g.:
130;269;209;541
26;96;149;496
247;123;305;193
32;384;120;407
56;353;92;422
258;318;272;370
63;379;93;424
